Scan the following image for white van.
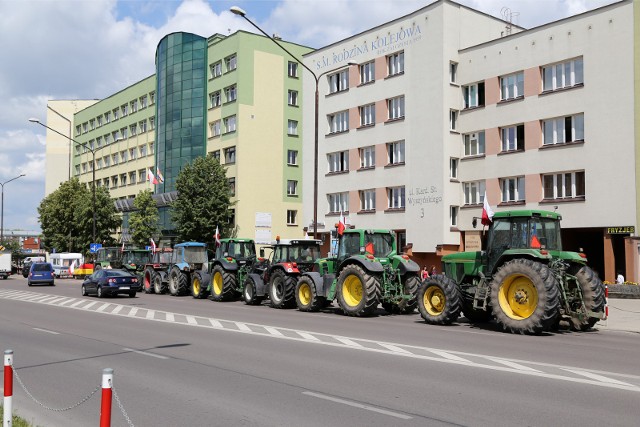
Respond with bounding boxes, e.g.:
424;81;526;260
24;256;45;264
49;253;83;278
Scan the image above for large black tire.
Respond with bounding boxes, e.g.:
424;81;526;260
169;267;188;296
191;271;209;299
490;259;560;334
574;266;606;330
243;276;263;305
336;264;380;317
269;270;297;309
400;275;420;314
143;267;156;294
417;274;462;325
210;265;237;302
295;276;324;312
153;271;167;294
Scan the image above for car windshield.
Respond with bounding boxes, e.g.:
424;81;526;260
364;232;395;258
105;270;133;277
225;242;256;260
287;244;320;262
156;252;172;264
184;246;208;263
488;217;562;251
124;251;150;265
33;263;52;271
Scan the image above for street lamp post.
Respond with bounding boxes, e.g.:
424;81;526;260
1;174;26;243
230;6;356;239
29;118;97;244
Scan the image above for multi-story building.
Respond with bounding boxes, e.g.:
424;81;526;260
45;30;312;244
302;0;639;282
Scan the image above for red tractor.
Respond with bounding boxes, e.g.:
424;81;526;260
142;248;173;294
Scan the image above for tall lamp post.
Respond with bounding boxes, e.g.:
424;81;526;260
1;174;26;243
29;118;97;244
230;6;356;239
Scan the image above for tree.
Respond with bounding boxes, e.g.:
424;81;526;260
171;156;232;247
129;189;159;248
38;178;120;255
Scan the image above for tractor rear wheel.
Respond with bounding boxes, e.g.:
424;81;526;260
336;264;380;317
417;274;461;325
153;271;167;294
295;276;324;312
143;267;155;294
169;267;188;296
490;259;560;334
210;265;237;302
269;270;296;309
191;271;209;299
243;276;263;305
400;275;420;314
574;266;606;331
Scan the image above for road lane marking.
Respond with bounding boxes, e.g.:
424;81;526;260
298;331;321;341
59;298;77;306
146;310;156;320
165;313;174;322
83;301;97;310
561;369;635;386
302;391;412;420
486;358;541;373
97;303;110;312
33;327;59;335
429;349;472;363
334;337;363;347
129;307;139;317
122;348;169;360
70;300;86;308
46;297;69;304
209;318;222;328
111;304;124;315
186;315;198;325
265;326;284;337
236;322;251;332
379;343;413;354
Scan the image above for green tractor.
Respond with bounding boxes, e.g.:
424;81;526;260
94;247;151;276
418;210;606;334
296;229;420;316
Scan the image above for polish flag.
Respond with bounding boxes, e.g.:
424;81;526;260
481;191;494;226
150;238;156;253
156;168;164;184
215;226;221;246
147;168;158;185
337;209;346;236
68;259;77;276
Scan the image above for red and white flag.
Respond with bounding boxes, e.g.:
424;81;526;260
150;238;156;252
214;225;221;246
337;209;346;236
481;191;494;226
121;241;125;252
68;259;77;276
147;168;158;185
156;168;164;184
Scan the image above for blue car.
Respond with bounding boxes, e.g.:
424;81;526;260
81;269;141;298
28;262;55;286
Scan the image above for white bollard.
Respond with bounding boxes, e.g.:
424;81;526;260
3;349;13;427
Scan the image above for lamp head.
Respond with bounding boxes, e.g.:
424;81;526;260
230;6;246;16
28;118;41;124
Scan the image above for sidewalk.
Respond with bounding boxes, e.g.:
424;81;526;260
596;297;640;333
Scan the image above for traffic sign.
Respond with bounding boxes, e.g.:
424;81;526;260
90;243;102;253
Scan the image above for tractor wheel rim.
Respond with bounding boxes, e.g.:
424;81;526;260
213;272;223;296
299;283;311;306
424;286;446;316
193;277;200;295
274;279;284;302
144;273;151;290
342;275;363;307
498;275;538;320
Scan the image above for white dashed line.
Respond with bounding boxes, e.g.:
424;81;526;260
297;331;321;341
33;327;60;335
236;322;251;332
186;315;198;325
429;349;472;363
487;358;542;373
122;348;169;360
334;337;363;348
302;391;412;420
379;343;413;354
561;369;635;386
97;303;110;312
265;326;284;337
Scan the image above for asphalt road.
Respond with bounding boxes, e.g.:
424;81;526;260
0;275;638;427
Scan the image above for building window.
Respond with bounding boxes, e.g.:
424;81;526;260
228;177;236;196
288;61;298;78
287;150;298;166
500;71;524;101
328;69;349;94
139;144;147;157
89;140;95;151
225;54;237;72
328;111;349;133
121;127;128;139
121;173;127;186
150;92;155;105
500;176;525;202
287;180;298;196
450;158;458;179
542;57;583;92
97;116;103;127
450;61;458;84
327;151;349;173
463;82;485;108
139;120;147;133
387;186;405;209
359;61;375;84
210;61;222;78
387;140;405;165
450;109;458;131
131;100;138;113
287;210;297;225
463;131;485;156
210;150;221;161
138;170;145;183
463;180;485;205
359;189;376;211
450;206;459;227
129;171;136;185
223;115;236;133
130;124;137;136
387;96;405;120
121;104;128;117
104;134;111;145
104;156;111;167
359;146;375;169
210;120;221;137
82;122;88;134
328;192;348;214
359;104;375;127
542;171;585;200
140;95;148;108
75;125;81;136
288;90;298;106
224;85;237;103
89;119;95;130
105;111;111;123
120;150;128;163
129;148;136;160
149;117;155;130
103;177;110;188
542;114;584;145
150;142;154;154
96;137;102;148
501;125;525;152
387;51;404;76
288;119;298;135
210;91;221;108
112;154;119;165
224;146;236;164
112;175;118;188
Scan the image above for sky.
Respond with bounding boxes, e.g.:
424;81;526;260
0;0;618;236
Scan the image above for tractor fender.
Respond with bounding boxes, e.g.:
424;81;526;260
395;258;420;275
301;272;326;297
158;270;169;283
342;256;384;273
247;273;267;297
197;270;212;288
215;259;239;272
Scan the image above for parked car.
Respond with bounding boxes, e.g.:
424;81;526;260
27;262;55;286
81;269;140;298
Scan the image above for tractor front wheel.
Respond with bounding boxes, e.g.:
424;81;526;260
490;259;560;334
143;267;156;294
417;274;461;325
191;271;209;299
336;264;380;317
243;277;263;306
574;266;606;331
269;270;296;309
295;276;324;312
210;265;237;302
169;267;189;296
153;271;167;294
